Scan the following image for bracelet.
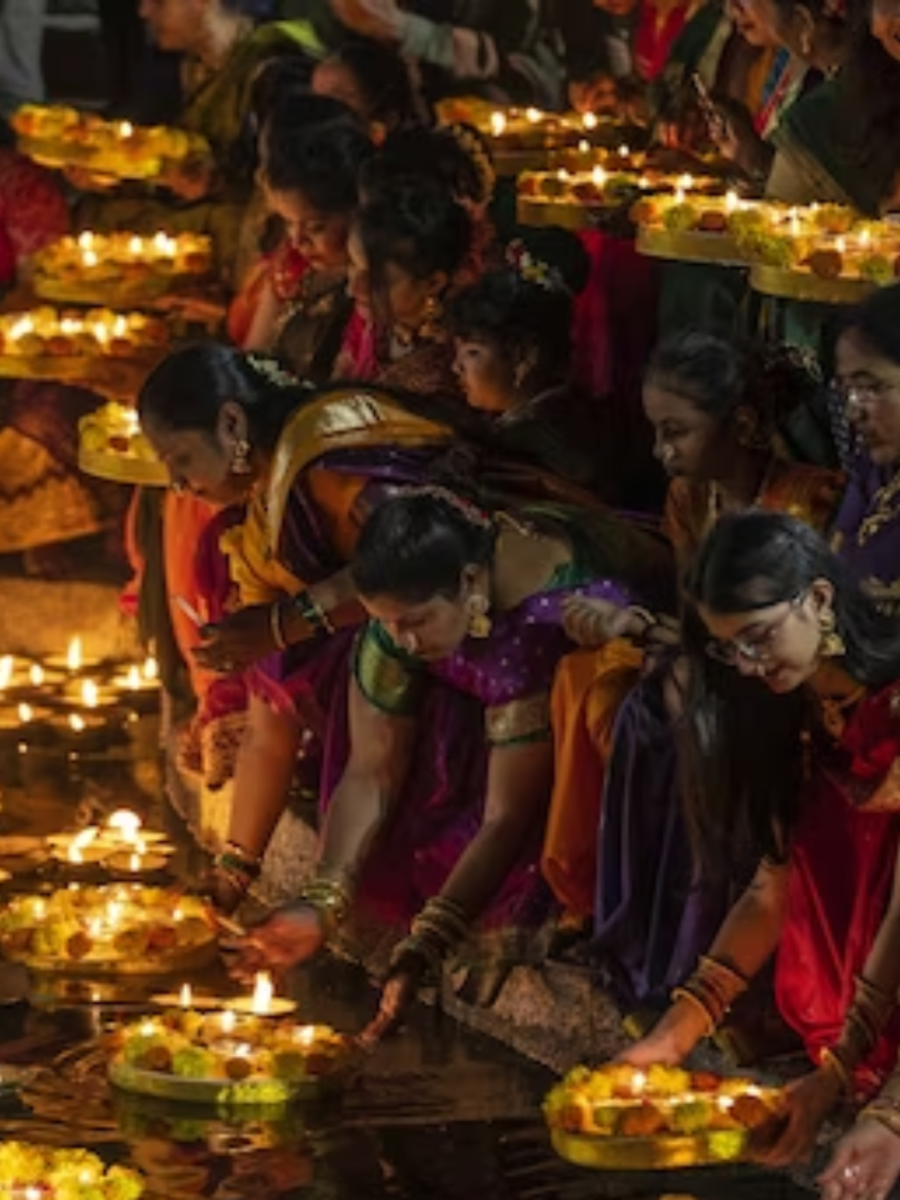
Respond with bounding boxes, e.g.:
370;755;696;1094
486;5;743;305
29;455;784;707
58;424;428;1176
294;873;351;939
389;931;446;984
670;985;717;1038
270;600;288;651
293;588;335;635
861;1105;900;1139
216;841;262;878
628;605;658;643
410;896;470;956
819;1045;854;1096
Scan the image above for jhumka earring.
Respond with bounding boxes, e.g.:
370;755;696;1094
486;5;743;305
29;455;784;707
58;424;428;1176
466;592;492;639
418;295;444;342
230;438;253;475
819;611;846;658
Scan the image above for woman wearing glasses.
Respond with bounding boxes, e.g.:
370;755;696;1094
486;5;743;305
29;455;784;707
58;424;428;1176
832;283;900;617
622;510;900;1170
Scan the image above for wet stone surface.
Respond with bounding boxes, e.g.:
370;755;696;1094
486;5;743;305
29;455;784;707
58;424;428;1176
0;730;816;1200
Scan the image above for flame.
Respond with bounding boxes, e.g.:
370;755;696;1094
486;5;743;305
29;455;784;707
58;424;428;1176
67;637;82;672
125;665;141;690
221;1009;236;1034
142;656;159;682
725;190;739;213
251;971;274;1015
128;236;144;256
179;983;193;1008
128;853;141;872
108;809;142;845
489;111;506;137
82;250;99;269
29;663;44;686
17;703;33;724
68;826;98;864
294;1025;316;1048
631;1070;647;1095
81;679;99;709
119;121;134;138
69;713;86;733
0;656;13;689
592;166;607;187
525;107;541;123
618;143;629;157
581;112;598;131
78;231;95;251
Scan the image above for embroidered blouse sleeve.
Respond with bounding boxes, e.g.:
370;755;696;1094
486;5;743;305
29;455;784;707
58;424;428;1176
353;621;425;717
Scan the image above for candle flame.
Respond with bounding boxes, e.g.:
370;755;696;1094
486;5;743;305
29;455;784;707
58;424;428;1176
179;982;193;1008
836;235;847;254
119;121;134;138
631;1070;647;1094
29;663;44;686
294;1025;316;1048
489;111;506;137
128;853;141;871
108;809;142;845
128;236;143;256
17;703;33;724
251;971;274;1015
142;656;159;682
221;1009;236;1034
81;679;99;708
126;665;141;690
0;656;12;689
67;637;82;672
69;713;86;733
525;107;541;123
78;231;95;251
592;165;608;187
581;112;598;131
68;826;98;864
83;250;99;269
618;143;629;157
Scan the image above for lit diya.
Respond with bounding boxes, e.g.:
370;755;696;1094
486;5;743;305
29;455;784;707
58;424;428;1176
0;701;52;745
227;972;297;1017
151;982;228;1012
79;402;169;488
0;655;66;696
33;230;213;303
0;884;216;974
0;1142;143;1200
0;306;170;363
544;1063;783;1170
43;636;102;676
109;996;354;1105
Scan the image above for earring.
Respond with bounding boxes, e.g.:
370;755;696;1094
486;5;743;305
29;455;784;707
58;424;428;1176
418;295;444;342
230;438;252;475
799;28;813;56
466;593;492;639
819;612;846;658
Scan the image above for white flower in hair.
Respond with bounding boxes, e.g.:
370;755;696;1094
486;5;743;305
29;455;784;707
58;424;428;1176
245;353;299;390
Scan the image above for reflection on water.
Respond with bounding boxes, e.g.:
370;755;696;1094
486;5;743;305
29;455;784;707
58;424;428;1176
0;733;814;1199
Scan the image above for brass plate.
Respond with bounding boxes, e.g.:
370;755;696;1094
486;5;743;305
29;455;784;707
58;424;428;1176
0;354;91;384
109;1057;344;1107
78;445;169;487
33;273;172;308
517;197;624;232
750;262;877;304
8;938;217;977
637;225;749;267
550;1126;750;1171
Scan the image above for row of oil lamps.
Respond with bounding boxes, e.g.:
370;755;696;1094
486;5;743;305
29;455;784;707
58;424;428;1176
0;638;159;750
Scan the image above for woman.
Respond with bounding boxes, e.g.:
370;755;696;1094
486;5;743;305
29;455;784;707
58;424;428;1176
623;511;900;1165
767;1;900;212
542;332;841;1003
346;177;476;398
311;37;428;141
449;229;606;494
242;95;373;373
229;487;637;1019
831;283;900;616
78;1;322;268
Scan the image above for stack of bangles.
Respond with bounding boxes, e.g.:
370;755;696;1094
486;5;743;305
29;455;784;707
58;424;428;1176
214;841;262;897
819;974;896;1097
293;874;352;939
270;587;336;652
390;896;470;983
670;954;750;1037
861;1070;900;1137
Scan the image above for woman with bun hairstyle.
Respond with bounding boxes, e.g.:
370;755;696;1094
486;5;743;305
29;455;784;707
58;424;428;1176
311;37;429;142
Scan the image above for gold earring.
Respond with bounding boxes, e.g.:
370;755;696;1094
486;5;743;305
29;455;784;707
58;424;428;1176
230;438;252;475
819;612;846;658
799;28;813;55
466;593;492;638
418;295;444;342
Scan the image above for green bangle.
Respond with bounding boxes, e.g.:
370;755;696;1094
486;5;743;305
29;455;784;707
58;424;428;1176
293;588;334;635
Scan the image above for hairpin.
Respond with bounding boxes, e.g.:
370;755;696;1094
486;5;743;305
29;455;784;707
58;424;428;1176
505;239;569;294
407;484;493;529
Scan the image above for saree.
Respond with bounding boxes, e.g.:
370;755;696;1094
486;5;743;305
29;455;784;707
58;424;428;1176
543;459;840;1004
316;511;635;960
832;453;900;616
776;682;900;1093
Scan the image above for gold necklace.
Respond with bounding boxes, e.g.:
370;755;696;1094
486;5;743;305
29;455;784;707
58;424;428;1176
856;468;900;547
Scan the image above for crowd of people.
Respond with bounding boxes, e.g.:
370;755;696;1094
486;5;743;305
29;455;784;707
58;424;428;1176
4;0;900;1194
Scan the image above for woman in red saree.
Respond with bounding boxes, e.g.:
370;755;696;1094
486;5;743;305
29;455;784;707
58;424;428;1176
623;511;900;1167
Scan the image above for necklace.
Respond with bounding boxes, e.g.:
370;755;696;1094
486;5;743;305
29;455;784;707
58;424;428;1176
856;468;900;547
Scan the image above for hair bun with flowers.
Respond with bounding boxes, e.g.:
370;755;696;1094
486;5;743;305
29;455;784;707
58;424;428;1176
244;353;302;390
406;484;494;530
505;239;569;294
445;123;496;205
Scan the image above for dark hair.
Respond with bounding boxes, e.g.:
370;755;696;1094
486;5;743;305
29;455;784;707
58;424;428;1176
449;229;588;383
354;179;473;327
680;510;900;867
137;342;313;455
248;55;317;131
839;280;900;367
263;96;372;215
351;490;496;603
318;39;427;131
645;330;820;440
359;125;493;208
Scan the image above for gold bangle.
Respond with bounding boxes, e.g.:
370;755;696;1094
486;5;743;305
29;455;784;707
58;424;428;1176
670;985;717;1038
819;1046;853;1096
270;600;288;651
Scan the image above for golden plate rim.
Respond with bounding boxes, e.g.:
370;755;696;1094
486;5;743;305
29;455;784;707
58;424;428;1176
78;444;169;487
749;261;878;304
637;225;750;266
2;937;217;977
549;1125;750;1171
109;1054;347;1106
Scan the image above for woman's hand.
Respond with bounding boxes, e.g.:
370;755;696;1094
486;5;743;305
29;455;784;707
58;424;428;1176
562;596;644;648
359;949;429;1047
819;1117;900;1200
226;905;325;983
63;165;120;193
192;604;278;673
615;1028;687;1068
330;0;402;41
751;1068;842;1166
161;156;217;202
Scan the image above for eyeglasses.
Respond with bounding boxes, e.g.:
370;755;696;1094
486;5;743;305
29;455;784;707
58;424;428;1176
705;594;805;667
830;377;900;413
